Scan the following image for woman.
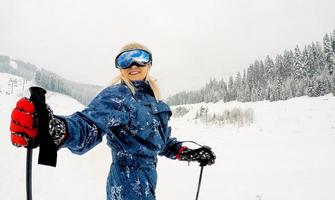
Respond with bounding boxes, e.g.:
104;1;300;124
10;43;216;200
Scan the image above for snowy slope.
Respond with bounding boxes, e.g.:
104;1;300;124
1;72;335;200
160;95;335;200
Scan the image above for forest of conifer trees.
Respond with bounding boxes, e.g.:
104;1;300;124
167;30;335;105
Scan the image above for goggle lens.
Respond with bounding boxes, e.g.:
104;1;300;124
115;49;152;69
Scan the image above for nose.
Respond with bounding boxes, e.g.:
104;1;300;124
129;64;138;69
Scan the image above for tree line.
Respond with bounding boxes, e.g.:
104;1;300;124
167;30;335;105
171;105;254;127
34;69;102;105
0;56;102;105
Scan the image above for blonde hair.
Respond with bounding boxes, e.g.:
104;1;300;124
120;42;152;54
110;42;161;101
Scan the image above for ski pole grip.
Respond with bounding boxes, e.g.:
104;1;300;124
29;87;46;106
29;87;58;167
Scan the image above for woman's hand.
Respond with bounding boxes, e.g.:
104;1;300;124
10;97;68;149
176;146;216;166
10;98;39;148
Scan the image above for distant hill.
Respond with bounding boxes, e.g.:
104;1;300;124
0;55;102;105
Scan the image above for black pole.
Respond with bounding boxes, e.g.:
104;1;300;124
25;86;47;200
26;148;33;200
195;166;204;200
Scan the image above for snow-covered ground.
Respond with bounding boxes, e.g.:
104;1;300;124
1;73;335;200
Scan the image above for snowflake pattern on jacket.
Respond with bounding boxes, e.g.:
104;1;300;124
57;80;182;200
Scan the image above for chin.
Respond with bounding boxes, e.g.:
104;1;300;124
129;77;144;81
130;75;145;80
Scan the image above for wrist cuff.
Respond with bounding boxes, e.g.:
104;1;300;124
175;146;187;159
49;116;68;147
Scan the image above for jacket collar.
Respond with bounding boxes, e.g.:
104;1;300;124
129;80;155;97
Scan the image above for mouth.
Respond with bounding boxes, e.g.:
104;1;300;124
129;70;141;75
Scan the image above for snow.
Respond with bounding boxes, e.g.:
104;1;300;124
9;60;18;69
1;72;335;200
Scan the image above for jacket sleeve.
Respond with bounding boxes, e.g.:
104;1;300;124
57;87;129;155
159;135;183;159
153;101;183;159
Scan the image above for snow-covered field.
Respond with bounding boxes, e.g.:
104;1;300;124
1;73;335;200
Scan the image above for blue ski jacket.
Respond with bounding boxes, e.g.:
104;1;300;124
57;80;182;200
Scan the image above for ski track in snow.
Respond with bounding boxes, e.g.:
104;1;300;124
0;73;335;200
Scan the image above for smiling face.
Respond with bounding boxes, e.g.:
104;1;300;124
119;64;150;81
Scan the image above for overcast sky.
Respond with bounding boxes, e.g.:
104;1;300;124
1;0;335;98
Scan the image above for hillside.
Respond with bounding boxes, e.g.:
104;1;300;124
0;56;102;105
1;72;335;200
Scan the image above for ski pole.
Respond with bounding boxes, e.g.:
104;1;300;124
195;166;204;200
26;87;47;200
26;148;33;200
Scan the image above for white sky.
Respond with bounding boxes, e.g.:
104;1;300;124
1;0;335;98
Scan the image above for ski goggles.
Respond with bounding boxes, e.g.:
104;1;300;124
115;49;152;69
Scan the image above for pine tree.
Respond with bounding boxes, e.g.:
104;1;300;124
264;55;275;82
282;50;294;80
245;67;253;102
258;60;266;93
293;45;306;80
221;80;229;102
228;76;235;101
235;72;242;101
323;33;335;75
311;42;326;72
272;77;282;101
307;43;323;77
332;30;335;53
241;69;247;102
280;80;290;100
302;46;314;79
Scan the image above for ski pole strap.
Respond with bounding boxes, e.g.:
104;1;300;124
29;87;58;167
195;166;204;200
176;140;205;148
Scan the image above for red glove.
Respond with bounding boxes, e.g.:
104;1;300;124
10;98;38;147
